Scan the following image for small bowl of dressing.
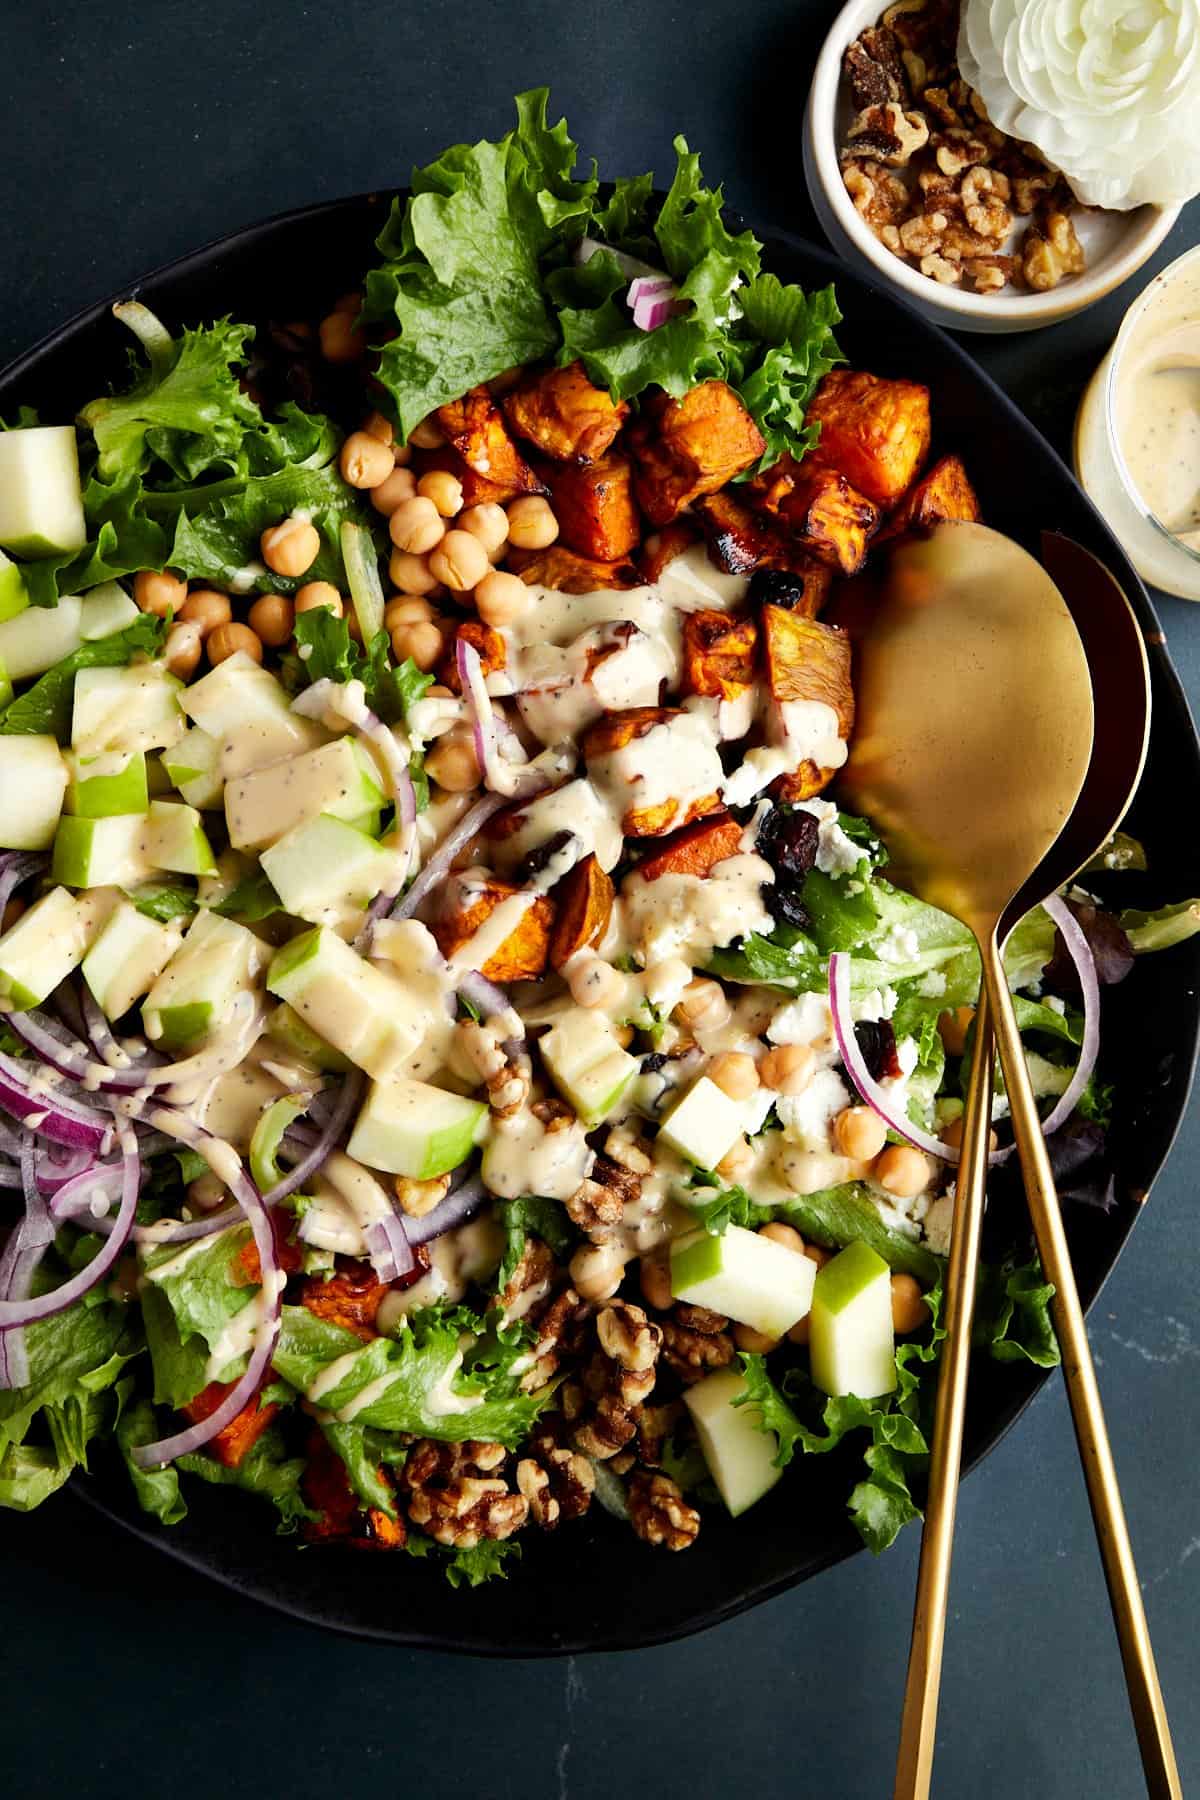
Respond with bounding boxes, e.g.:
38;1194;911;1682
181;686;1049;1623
1076;245;1200;599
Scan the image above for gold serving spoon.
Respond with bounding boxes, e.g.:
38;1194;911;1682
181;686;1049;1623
836;522;1177;1798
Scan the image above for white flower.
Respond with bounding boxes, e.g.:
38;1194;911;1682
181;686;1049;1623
959;0;1200;210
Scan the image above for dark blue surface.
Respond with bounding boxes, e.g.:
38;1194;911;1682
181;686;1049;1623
2;3;1199;1792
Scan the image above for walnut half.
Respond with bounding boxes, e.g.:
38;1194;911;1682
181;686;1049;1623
628;1470;701;1551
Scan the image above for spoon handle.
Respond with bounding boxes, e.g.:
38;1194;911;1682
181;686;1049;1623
894;985;995;1800
982;939;1182;1800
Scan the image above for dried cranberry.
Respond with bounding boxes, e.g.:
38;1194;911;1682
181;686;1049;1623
756;806;820;880
767;882;810;929
749;569;812;611
1043;900;1134;998
853;1019;902;1081
512;829;577;887
640;1052;668;1074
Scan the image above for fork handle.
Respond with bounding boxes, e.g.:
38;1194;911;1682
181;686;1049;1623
982;934;1181;1799
894;983;996;1800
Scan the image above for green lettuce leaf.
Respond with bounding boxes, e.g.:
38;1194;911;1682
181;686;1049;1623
0;613;166;739
684;1178;774;1237
732;277;844;472
125;881;197;923
116;1389;187;1524
778;1184;943;1284
1120;899;1200;953
176;1424;316;1531
975;1256;1059;1368
270;1303;542;1446
0;1441;75;1511
494;1194;578;1289
140;1222;258;1403
212;869;282;923
319;1419;404;1518
164;461;366;596
445;1538;522;1588
289;606;432;727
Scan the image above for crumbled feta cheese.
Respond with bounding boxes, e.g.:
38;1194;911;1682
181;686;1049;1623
774;1067;852;1152
1044;995;1066;1015
855;985;898;1022
768;991;836;1052
916;970;947;998
924;1190;955;1256
794;797;861;876
876;923;921;965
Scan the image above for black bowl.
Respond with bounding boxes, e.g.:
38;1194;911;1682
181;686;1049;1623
3;196;1198;1654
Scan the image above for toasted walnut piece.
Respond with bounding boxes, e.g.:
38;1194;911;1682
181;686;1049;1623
901;47;928;93
963;256;1014;293
487;1061;531;1118
1002;150;1057;216
933;127;995;179
516;1432;595;1529
520;1286;593;1391
566;1303;663;1459
843;158;910;235
596;1299;663;1373
566;1175;625;1238
916;165;960;205
940;216;1003;261
591;1151;642;1206
843;25;909;109
608;1449;636;1476
497;1235;558;1321
880;223;903;252
961;166;1013;241
635;1399;684;1469
660;1311;735;1385
899;212;951;258
629;1470;701;1551
921;84;963;128
846;100;930;168
531;1096;576;1133
401;1439;528;1548
603;1128;654;1177
920;252;962;285
1021;206;1086;292
393;1172;452;1219
673;1301;729;1334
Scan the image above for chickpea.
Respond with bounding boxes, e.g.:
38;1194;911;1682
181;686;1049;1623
392;442;413;468
874;1145;932;1199
318;309;365;363
390;619;444;672
178;587;232;637
567;954;625;1010
362;410;395;447
834;1104;889;1162
676;977;730;1032
384;594;435;632
388;549;443;596
187;1172;226;1213
570;1240;625;1302
940;1114;998;1153
639;1252;673;1313
340;430;395;490
475;569;531;628
506;494;559;550
891;1273;930;1336
163;620;203;679
717;1136;755;1183
2;896;27;931
734;1322;781;1354
938;1005;975;1057
459;501;509;557
409;414;446;449
261;516;320;578
207;622;263;667
247;592;294;647
707;1051;759;1102
759;1043;816;1096
133;568;187;617
417;469;464;518
370;467;417;515
804;1243;833;1269
294;581;343;619
759;1222;806;1255
426;684;454;699
429;529;490;594
389;496;446;556
424;730;481;794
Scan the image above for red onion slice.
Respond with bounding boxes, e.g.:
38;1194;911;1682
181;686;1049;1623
0;852;44;922
364;1209;416;1281
457;637;500;781
829;953;956;1162
393;790;507;921
0;1141;139;1330
263;1069;364;1207
404;1173;486;1245
1036;896;1100;1140
0;1052;112;1153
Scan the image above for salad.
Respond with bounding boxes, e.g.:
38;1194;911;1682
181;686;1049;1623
0;93;1194;1588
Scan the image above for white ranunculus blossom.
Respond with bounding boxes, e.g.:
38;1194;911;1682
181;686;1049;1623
959;0;1200;210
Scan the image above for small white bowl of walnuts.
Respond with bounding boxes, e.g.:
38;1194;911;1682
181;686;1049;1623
803;0;1180;334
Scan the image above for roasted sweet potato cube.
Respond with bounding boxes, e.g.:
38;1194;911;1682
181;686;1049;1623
878;453;981;540
502;360;629;463
581;706;723;838
772;467;880;574
580;705;682;760
773;761;839;804
638;520;700;583
804;369;931;507
300;1427;403;1547
412;444;516;508
299;1264;390;1342
541;453;641;562
682;609;758;703
508;545;641;592
692;491;832;615
630;382;766;526
747;565;833;619
432;874;554;981
548;853;614;968
181;1378;279;1469
436;618;507;693
635;811;744;882
761;606;854;734
434;385;544;496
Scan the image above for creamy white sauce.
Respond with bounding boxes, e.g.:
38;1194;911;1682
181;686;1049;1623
480;1108;594;1200
617;852;775;966
1115;278;1200;544
589;712;725;833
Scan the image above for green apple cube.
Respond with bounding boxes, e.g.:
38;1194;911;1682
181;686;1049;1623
144;799;217;876
0;736;69;849
161;727;223;809
261;813;398;927
266;926;424;1079
0;658;11;712
225;738;385;852
52;813;149;889
142;909;267;1049
809;1240;896;1401
71;664;185;757
0;593;83;681
683;1368;783;1517
0;550;29;623
82;898;181;1020
78;582;139;641
347;1075;487;1179
0;425;86;557
671;1224;816;1338
65;749;149;819
540;1008;639;1127
657;1075;746;1170
0;886;93;1009
266;1002;353;1073
179;652;325;777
